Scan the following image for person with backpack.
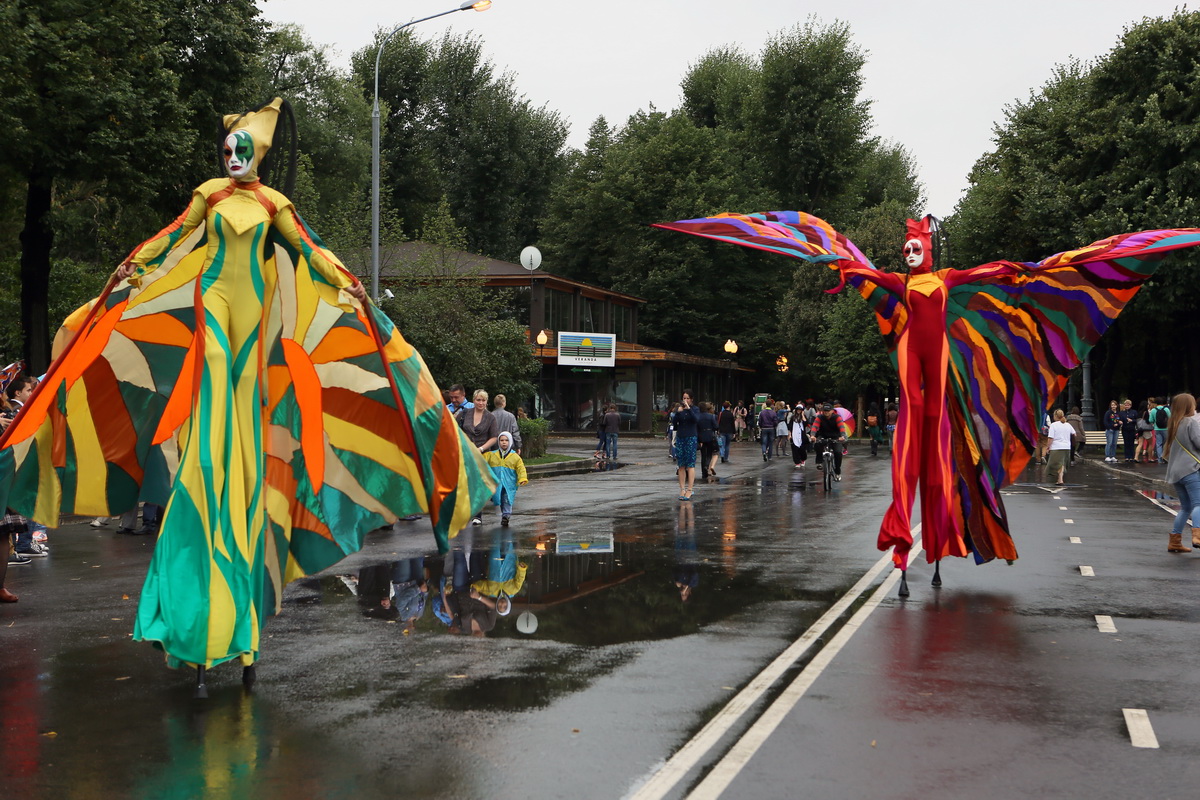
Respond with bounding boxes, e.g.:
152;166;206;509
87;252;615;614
1153;396;1171;462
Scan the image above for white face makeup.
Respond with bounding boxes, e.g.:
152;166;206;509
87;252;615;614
903;238;925;268
224;131;255;179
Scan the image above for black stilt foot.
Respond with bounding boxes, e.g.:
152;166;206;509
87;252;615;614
194;666;208;699
898;569;910;598
931;561;942;588
242;665;256;690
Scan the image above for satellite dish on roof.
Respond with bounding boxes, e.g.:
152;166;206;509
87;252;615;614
520;246;542;271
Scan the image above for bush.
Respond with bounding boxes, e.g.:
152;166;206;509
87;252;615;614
518;417;549;458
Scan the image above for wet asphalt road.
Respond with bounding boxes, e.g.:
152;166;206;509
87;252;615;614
2;439;1198;798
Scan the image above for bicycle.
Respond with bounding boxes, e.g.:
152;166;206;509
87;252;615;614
813;438;841;490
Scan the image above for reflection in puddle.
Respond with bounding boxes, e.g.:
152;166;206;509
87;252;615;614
310;503;784;648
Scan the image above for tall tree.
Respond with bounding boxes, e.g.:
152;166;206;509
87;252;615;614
352;30;569;260
0;0;262;371
952;10;1200;397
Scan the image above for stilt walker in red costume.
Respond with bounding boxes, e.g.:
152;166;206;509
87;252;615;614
654;211;1200;595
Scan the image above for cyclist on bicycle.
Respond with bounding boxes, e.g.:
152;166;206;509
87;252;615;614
809;403;848;480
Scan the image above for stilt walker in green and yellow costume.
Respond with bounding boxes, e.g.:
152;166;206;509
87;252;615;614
0;99;495;695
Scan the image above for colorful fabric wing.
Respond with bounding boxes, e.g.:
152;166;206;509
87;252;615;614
0;218;495;614
0;361;24;394
945;228;1200;562
653;211;909;349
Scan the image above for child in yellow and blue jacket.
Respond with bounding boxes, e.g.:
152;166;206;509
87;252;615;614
482;431;528;526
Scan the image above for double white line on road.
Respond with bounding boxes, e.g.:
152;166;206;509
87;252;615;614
627;527;922;800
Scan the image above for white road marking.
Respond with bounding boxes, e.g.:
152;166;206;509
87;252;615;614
685;544;925;800
626;528;923;800
1059;506;1069;511
1140;492;1179;517
1064;519;1074;524
1069;536;1082;544
1123;708;1160;748
1080;565;1095;576
1095;615;1117;633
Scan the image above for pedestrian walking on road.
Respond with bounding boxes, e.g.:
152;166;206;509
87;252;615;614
733;401;747;442
1102;400;1122;462
482;432;528;527
673;390;699;500
789;403;809;468
1119;399;1138;462
601;403;621;461
1153;396;1171;462
758;402;778;461
716;401;735;463
697;402;719;479
1066;407;1086;463
1163;393;1200;553
1046;409;1075;485
1135;399;1156;463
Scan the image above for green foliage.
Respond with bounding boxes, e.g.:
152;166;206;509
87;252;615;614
815;291;893;399
541;20;923;392
517;417;549;459
258;24;371;228
951;9;1200;396
377;201;538;402
352;30;569;259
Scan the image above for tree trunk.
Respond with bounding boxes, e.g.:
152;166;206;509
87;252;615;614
19;169;53;374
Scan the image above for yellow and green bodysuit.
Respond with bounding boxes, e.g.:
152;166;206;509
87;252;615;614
0;101;495;670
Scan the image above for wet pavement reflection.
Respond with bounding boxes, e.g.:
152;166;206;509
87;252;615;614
1;445;901;798
312;500;788;649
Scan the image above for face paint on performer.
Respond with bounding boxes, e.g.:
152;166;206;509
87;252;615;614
224;131;256;181
903;218;934;274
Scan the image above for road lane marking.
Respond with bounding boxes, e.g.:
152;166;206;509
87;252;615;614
685;543;924;800
1080;565;1095;576
1069;536;1082;544
1064;519;1074;524
1059;506;1068;511
1123;708;1160;748
1095;615;1117;633
627;530;923;800
1139;492;1178;517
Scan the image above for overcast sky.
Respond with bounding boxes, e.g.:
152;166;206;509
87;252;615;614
261;0;1191;217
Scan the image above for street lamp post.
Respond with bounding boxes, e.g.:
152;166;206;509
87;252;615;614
371;0;493;301
723;339;738;402
536;329;549;420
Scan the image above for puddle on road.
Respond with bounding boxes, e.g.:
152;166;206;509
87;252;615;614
297;502;800;649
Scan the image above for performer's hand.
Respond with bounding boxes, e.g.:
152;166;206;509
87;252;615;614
348;281;368;304
115;262;136;281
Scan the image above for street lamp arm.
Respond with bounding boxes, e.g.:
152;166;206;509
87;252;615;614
371;0;490;303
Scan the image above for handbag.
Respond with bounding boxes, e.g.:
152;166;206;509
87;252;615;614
1136;418;1153;432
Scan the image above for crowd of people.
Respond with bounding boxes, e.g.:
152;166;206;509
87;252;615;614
664;393;882;492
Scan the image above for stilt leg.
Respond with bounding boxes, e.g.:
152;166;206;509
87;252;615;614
194;666;208;700
898;569;910;598
931;561;942;588
242;665;256;690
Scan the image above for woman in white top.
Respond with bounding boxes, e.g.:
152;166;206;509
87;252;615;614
1045;409;1076;486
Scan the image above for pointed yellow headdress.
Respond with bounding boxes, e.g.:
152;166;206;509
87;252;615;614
222;97;283;182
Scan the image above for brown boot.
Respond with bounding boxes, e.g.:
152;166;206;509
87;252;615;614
1168;533;1192;553
1192;527;1200;548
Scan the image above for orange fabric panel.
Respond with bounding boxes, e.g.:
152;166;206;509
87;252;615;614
281;338;325;492
116;313;195;348
308;326;377;365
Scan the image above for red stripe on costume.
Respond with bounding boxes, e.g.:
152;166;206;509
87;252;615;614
83;358;143;483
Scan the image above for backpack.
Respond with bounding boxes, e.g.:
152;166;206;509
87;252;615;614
1155;406;1170;428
